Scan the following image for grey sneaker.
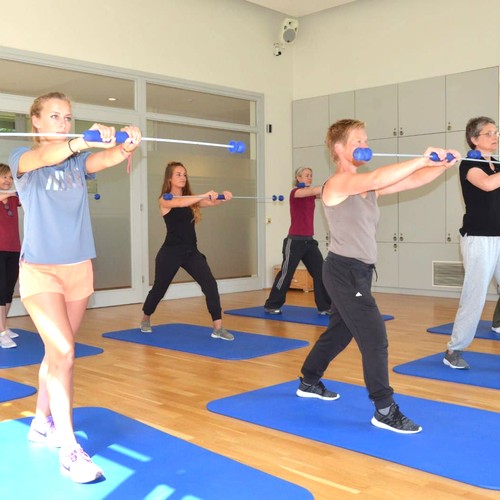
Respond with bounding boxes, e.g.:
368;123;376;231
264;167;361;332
264;307;282;314
0;333;16;348
140;320;152;333
211;327;234;341
371;403;422;434
296;377;339;400
443;350;469;369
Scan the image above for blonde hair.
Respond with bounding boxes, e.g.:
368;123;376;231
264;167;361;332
294;167;312;186
30;92;72;143
161;161;201;224
325;118;365;162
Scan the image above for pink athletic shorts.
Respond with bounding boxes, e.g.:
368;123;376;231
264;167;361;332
19;260;94;302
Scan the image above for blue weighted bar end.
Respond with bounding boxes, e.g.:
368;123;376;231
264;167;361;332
228;140;238;153
162;193;174;200
278;195;284;201
94;193;101;200
467;150;482;160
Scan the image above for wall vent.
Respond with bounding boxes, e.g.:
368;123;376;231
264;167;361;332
432;261;464;288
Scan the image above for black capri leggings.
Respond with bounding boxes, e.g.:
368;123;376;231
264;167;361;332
0;251;20;306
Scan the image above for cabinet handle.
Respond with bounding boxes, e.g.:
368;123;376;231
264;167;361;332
393;128;397;136
447;233;452;242
393;243;398;251
399;127;404;136
393;233;397;242
399;233;404;242
447;121;452;131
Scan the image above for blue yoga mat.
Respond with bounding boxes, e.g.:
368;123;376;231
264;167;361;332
393;352;500;390
0;330;103;369
225;305;394;326
0;407;312;500
207;380;500;490
103;323;308;360
427;320;500;340
0;377;36;403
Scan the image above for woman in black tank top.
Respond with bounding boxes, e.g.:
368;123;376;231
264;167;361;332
140;161;234;341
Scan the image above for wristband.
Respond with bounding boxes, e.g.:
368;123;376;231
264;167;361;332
68;138;79;154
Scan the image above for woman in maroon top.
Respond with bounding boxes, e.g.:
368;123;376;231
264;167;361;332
0;163;21;348
264;167;331;314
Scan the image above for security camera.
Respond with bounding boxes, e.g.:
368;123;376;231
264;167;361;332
273;43;283;57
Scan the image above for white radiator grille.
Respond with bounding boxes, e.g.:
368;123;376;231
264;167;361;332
432;261;465;288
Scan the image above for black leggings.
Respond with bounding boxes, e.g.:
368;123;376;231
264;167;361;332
265;237;330;311
0;251;20;306
300;252;394;410
142;244;221;320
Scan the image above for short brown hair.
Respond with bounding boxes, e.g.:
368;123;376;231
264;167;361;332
325;118;365;161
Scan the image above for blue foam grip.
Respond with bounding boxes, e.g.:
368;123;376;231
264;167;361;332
83;130;129;144
236;142;246;153
353;148;372;161
162;193;174;200
446;152;455;162
467;150;482;159
94;193;101;200
429;152;439;161
228;140;238;153
278;195;284;201
272;195;277;201
296;182;306;188
216;194;225;200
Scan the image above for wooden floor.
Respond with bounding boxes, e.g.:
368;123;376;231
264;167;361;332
2;289;499;499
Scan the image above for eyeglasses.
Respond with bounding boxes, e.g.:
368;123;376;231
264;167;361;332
3;203;13;217
478;130;499;138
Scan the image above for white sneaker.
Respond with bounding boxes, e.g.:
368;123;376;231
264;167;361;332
140;320;152;333
60;445;103;483
28;416;61;447
0;333;16;348
6;328;19;338
491;326;500;334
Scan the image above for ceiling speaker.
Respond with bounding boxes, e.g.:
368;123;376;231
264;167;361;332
280;18;299;45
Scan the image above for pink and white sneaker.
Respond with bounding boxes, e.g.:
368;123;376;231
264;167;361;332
60;445;104;483
27;415;61;447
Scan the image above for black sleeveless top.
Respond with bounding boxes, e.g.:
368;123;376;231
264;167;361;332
163;207;197;246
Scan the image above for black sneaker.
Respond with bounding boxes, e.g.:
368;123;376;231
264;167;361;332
264;307;282;315
371;403;422;434
296;377;339;400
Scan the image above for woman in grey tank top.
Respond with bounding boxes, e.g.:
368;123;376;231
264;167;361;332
296;118;459;434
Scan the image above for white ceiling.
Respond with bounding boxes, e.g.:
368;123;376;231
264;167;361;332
245;0;356;17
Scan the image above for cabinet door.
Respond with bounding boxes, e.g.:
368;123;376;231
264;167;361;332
329;91;355;123
355;84;398;139
446;67;499;132
445;131;467;243
363;137;399;243
292;96;329;148
398;243;461;291
398;134;447;243
374;242;399;288
398;76;445;136
293;145;331;256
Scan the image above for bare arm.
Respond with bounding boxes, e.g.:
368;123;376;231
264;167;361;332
17;124;141;174
323;148;459;205
466;166;500;192
293;185;322;198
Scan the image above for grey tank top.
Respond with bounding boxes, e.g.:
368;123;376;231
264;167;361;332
324;191;379;264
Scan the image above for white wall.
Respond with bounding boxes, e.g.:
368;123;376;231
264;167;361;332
293;0;500;98
0;0;295;286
